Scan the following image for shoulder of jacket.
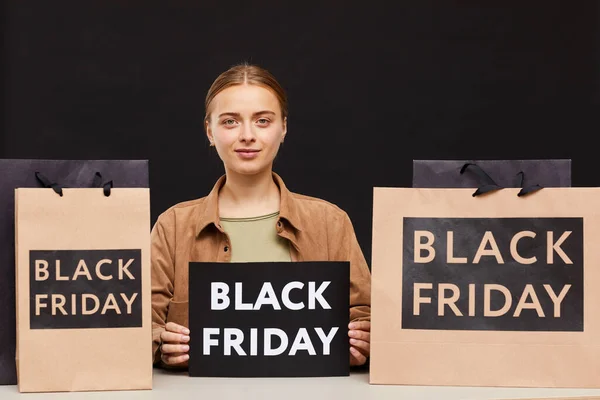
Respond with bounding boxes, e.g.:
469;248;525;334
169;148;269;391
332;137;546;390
156;196;209;223
289;192;349;220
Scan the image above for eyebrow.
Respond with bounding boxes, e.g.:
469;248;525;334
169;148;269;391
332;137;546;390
218;110;276;118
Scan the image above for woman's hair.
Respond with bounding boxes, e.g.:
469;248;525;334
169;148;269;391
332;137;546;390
204;63;288;122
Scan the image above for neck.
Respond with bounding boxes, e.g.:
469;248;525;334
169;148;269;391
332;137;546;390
218;167;280;218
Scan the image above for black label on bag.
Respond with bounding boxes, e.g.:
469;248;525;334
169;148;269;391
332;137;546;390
29;249;142;329
402;218;583;331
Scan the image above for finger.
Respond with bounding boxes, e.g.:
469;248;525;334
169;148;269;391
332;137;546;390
161;352;189;366
349;350;360;366
161;343;190;354
348;321;370;331
349;338;370;353
348;329;370;342
163;352;183;359
349;346;366;366
165;322;190;335
160;330;190;344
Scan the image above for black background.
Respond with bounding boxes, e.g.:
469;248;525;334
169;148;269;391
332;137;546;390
188;261;349;377
1;1;599;268
402;217;583;331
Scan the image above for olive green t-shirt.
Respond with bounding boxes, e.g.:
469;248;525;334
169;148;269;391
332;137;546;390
220;211;292;262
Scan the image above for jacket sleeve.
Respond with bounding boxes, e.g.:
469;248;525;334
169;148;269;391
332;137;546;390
150;210;176;364
332;211;372;322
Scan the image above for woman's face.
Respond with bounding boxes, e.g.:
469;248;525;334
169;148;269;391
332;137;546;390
206;84;287;177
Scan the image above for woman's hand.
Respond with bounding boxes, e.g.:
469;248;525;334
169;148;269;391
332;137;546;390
348;320;370;366
160;322;191;365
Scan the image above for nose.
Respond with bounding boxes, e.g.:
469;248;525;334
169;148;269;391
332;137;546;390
239;123;256;143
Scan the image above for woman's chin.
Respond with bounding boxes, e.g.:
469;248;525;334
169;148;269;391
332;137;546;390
226;163;271;177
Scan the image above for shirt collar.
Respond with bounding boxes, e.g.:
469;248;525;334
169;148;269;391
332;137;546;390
195;172;304;235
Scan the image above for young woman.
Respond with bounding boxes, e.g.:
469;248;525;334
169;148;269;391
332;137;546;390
152;63;371;368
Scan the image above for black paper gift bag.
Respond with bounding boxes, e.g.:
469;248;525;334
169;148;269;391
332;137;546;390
412;159;571;189
0;159;149;385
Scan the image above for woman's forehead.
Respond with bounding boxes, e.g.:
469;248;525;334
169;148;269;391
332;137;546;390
211;84;280;114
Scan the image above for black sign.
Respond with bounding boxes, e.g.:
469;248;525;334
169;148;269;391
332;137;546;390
30;249;142;329
402;218;583;331
188;262;349;377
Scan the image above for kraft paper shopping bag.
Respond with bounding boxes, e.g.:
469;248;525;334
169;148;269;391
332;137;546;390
15;187;152;392
371;187;600;388
0;159;148;385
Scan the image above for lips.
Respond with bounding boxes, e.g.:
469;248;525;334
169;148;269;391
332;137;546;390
235;149;261;159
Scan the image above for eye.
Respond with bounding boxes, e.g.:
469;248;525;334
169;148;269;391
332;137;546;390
222;119;237;126
256;118;270;126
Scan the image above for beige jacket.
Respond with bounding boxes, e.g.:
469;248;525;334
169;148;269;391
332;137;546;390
151;172;372;364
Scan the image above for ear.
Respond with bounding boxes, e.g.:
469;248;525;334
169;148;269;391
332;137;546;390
205;119;215;146
281;117;287;143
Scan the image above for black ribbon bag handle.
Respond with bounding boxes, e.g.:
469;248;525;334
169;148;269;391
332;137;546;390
93;172;113;197
35;171;112;197
459;163;503;196
516;171;543;197
459;163;544;197
34;172;64;197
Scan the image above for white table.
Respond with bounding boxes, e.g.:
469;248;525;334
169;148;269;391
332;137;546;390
2;368;600;399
